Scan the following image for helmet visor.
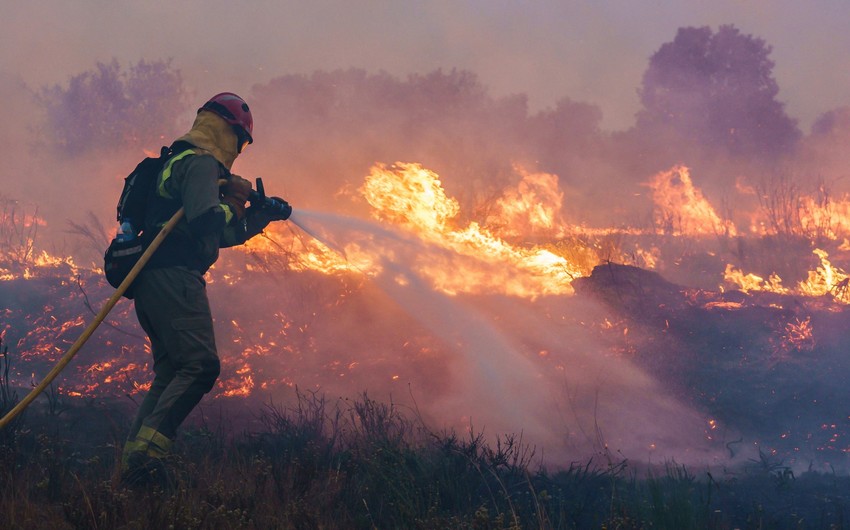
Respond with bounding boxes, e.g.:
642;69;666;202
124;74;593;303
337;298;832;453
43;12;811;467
234;126;252;153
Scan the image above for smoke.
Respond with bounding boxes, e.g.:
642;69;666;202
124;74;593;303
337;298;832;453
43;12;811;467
5;2;850;131
3;8;850;469
284;209;729;464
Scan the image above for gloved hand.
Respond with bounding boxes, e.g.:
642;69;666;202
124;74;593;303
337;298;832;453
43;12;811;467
243;197;293;239
222;174;252;220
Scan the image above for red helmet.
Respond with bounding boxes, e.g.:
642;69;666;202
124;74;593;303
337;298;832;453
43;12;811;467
199;92;254;145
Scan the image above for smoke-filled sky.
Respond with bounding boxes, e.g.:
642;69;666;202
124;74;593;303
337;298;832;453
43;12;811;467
4;0;849;131
7;0;850;469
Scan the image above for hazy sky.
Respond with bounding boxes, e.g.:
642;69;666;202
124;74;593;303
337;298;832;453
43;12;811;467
4;1;849;131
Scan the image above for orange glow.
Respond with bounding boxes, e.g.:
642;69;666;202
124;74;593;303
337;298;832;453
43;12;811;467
8;155;850;420
723;264;788;294
360;162;584;297
0;250;78;282
721;253;850;304
485;167;566;239
781;316;815;352
798;195;850;240
219;361;255;397
647;165;737;237
239;223;379;277
799;249;850;304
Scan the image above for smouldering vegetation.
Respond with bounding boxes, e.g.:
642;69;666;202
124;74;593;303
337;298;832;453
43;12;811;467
1;338;849;529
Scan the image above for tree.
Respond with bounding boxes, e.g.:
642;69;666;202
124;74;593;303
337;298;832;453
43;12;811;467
251;68;530;213
636;25;800;160
39;59;188;156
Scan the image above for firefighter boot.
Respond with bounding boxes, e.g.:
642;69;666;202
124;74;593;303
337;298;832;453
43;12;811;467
120;425;173;487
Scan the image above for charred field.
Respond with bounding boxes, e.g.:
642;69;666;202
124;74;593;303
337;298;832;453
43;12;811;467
4;231;850;529
7;160;850;529
6;22;850;527
7;154;850;530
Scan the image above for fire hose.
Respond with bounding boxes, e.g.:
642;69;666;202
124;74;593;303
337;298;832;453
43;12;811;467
0;179;291;429
0;206;184;429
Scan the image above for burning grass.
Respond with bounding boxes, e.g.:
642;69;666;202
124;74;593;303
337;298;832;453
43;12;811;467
7;159;850;526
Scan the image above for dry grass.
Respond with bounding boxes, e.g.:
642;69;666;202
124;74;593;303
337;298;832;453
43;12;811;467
2;377;850;529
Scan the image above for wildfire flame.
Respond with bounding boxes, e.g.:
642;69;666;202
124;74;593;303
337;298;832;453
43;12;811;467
798;194;850;240
647;165;737;237
799;249;850;303
723;264;789;294
359;162;582;297
7;156;850;472
723;250;850;305
484;166;567;240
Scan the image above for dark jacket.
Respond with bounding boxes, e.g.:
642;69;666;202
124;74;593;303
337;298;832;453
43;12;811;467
144;110;253;273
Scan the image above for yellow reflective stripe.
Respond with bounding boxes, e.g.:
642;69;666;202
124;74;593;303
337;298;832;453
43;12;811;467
135;425;173;455
221;202;235;225
157;149;196;199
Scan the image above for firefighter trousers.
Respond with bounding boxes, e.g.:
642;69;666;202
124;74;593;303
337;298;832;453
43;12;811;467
127;266;221;442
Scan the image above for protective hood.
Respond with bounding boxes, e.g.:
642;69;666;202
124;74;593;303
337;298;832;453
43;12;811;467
175;110;239;170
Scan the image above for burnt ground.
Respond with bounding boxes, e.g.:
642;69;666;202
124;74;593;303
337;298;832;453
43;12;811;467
574;262;850;472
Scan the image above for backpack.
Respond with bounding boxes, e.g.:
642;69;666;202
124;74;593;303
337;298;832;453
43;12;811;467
103;143;190;298
115;146;173;231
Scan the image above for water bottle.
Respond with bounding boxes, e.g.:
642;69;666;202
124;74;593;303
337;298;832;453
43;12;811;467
116;220;137;242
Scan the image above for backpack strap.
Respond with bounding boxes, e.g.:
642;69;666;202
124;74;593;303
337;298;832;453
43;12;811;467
156;148;197;200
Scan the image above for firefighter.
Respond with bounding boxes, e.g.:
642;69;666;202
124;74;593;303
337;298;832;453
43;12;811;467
121;92;290;484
